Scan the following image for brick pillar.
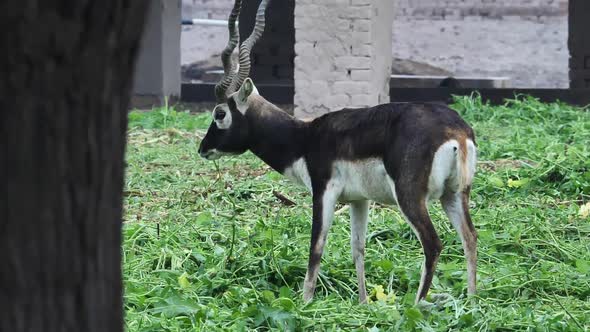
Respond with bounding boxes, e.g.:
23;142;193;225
294;0;393;118
569;0;590;88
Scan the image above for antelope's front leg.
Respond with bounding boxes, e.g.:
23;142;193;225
350;200;369;303
303;185;339;302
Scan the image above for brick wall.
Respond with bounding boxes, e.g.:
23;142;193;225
294;0;393;118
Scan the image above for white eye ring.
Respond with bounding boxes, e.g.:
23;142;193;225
212;104;232;129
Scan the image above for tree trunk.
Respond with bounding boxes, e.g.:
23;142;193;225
0;2;149;331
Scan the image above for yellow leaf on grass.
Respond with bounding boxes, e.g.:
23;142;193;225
488;176;504;188
507;178;529;188
580;202;590;219
372;285;396;304
178;272;191;289
374;285;387;301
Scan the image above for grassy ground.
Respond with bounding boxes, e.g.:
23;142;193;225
123;96;590;331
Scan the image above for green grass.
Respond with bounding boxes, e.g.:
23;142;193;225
123;96;590;331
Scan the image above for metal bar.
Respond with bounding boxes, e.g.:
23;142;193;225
390;74;510;81
181;18;237;26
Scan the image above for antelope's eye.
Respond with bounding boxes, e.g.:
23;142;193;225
214;110;226;120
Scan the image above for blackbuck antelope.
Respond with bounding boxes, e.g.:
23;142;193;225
198;0;478;304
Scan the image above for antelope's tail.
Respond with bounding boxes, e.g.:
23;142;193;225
456;138;477;190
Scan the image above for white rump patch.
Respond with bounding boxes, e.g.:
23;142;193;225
427;139;477;201
466;139;477;184
428;140;459;200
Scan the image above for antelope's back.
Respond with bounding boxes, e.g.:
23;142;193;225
304;102;475;161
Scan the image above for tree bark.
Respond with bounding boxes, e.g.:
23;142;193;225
0;2;149;331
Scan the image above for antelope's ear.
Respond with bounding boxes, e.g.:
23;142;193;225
237;78;258;104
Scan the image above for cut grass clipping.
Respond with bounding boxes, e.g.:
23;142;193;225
123;95;589;331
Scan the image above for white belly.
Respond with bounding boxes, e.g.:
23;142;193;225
283;158;397;205
283;158;313;191
281;140;475;206
332;159;397;204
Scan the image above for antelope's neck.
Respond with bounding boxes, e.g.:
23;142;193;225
246;108;307;173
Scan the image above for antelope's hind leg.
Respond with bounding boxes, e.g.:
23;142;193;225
441;188;477;295
350;200;369;303
392;183;443;304
402;201;442;304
